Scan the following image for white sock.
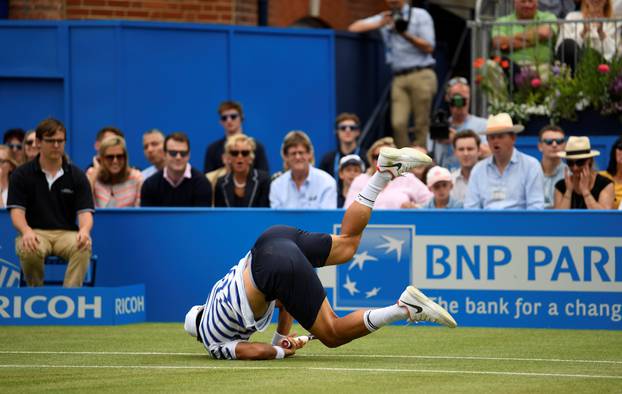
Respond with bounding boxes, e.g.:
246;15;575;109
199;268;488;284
354;171;392;208
363;305;408;332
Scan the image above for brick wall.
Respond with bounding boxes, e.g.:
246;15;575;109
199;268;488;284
9;0;387;29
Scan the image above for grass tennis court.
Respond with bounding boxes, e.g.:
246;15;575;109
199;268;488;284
1;324;620;393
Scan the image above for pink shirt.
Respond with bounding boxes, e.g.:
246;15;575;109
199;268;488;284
93;168;143;208
344;173;432;209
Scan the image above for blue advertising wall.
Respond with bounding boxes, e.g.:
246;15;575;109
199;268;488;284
1;209;621;329
0;21;346;172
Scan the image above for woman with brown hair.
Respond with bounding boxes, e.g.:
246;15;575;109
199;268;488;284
214;134;270;207
554;136;615;209
86;136;143;208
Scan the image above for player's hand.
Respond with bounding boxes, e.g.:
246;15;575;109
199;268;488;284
76;230;92;250
21;229;39;253
280;335;305;350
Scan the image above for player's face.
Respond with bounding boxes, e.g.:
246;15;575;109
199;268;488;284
165;139;190;172
454;137;479;169
227;141;253;174
143;133;165;165
101;145;126;175
286;144;311;173
488;132;516;158
538;131;565;160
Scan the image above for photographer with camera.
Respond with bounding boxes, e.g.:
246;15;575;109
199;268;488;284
349;0;437;150
430;77;490;169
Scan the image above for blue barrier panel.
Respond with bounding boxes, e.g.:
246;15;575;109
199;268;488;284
0;209;620;329
0;284;145;325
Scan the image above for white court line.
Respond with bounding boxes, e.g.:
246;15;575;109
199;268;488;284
0;364;620;380
1;350;621;365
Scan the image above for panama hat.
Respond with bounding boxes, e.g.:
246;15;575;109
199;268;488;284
483;113;524;135
557;136;600;159
184;305;204;338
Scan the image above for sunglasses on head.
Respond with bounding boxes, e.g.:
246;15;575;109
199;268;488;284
338;124;360;132
448;76;468;87
542;138;565;146
220;113;239;121
104;153;126;162
167;149;189;158
229;149;251;157
7;143;22;150
566;158;588;167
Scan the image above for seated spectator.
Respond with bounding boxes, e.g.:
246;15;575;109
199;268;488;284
7;118;94;287
23;130;39;162
90;126;125;171
422;166;463;209
214;134;270;207
319;112;368;180
345;137;432;209
270;130;337;209
141;132;212;207
538;125;567;208
337;154;365;208
141;128;166;181
86;136;143;208
538;0;577;18
3;128;26;166
0;145;18;208
465;113;544;209
204;101;269;173
554;136;615;209
450;130;481;203
491;0;557;65
431;77;489;169
599;135;622;209
556;0;617;72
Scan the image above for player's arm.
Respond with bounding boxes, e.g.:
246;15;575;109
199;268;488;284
234;341;299;360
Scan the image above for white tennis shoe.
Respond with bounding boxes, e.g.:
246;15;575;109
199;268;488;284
398;286;458;328
376;147;432;179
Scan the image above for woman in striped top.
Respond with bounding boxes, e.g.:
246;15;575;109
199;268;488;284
87;136;143;208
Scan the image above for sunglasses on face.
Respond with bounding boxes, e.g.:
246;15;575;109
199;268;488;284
167;149;189;158
338;124;360;132
567;158;588;167
0;158;10;165
25;139;35;146
542;138;565;146
7;143;22;150
371;154;380;161
229;150;251;157
220;113;239;122
42;138;66;145
104;153;126;162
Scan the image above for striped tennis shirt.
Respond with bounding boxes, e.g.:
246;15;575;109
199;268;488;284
198;252;275;359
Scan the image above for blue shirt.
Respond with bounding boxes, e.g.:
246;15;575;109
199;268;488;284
464;148;545;210
365;5;436;71
543;162;567;209
269;166;337;209
422;195;463;209
432;114;488;170
141;165;157;181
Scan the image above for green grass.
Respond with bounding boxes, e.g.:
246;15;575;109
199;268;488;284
0;324;621;393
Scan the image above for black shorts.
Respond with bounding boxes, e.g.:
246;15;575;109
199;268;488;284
250;225;332;330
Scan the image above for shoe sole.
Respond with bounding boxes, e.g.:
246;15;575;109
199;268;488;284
406;286;457;328
379;147;432;167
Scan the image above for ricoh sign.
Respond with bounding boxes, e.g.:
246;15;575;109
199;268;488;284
0;285;146;325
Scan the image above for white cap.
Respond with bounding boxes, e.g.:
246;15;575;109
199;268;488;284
339;154;365;172
426;166;452;187
184;305;204;337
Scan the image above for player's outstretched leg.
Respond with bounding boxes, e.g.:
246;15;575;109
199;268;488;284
326;147;432;266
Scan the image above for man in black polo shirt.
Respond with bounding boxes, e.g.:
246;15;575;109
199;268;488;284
7;118;94;287
141;132;212;207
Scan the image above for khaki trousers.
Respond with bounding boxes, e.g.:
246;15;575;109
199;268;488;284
16;229;91;287
391;68;438;148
